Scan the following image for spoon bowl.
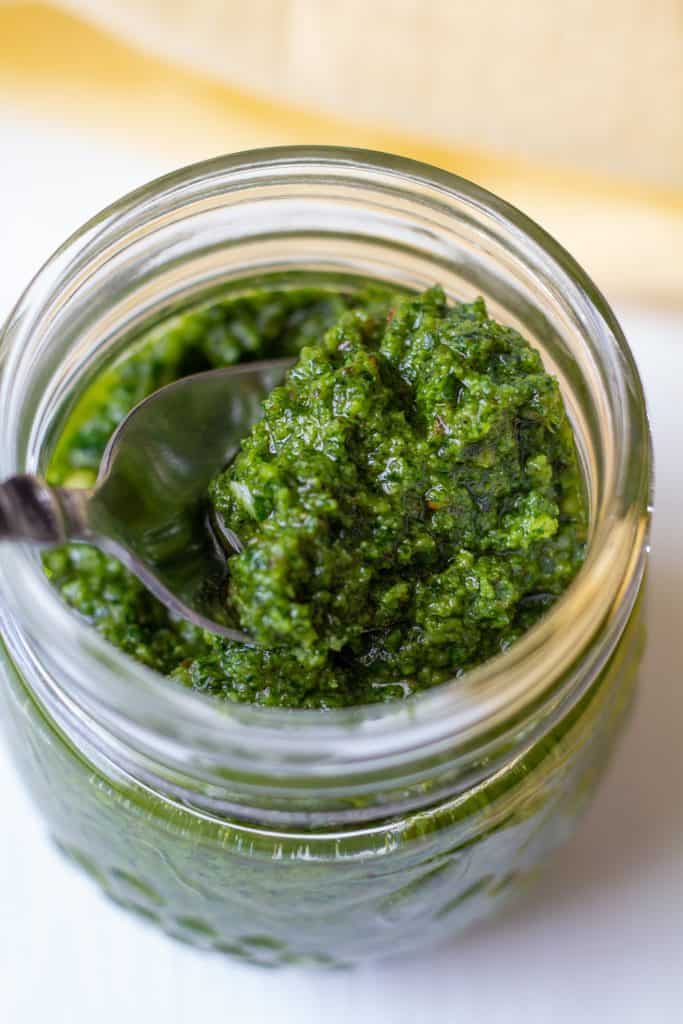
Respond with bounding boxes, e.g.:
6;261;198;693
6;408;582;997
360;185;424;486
0;357;294;640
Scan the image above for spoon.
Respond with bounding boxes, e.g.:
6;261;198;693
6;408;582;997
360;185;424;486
0;357;294;642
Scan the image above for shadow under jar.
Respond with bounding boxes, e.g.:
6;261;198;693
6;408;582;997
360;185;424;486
0;148;651;967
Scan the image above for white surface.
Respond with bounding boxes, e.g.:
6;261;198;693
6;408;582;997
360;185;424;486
1;114;682;1024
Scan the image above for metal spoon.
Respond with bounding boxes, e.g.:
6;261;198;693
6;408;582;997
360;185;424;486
0;357;294;641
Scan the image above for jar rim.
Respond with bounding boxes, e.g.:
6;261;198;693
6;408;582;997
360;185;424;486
0;146;651;791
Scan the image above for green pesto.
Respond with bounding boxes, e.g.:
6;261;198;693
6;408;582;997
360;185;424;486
44;284;586;708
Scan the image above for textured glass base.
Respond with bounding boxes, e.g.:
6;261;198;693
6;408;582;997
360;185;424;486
0;593;643;966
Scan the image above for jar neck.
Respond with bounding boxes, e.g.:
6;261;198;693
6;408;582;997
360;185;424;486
1;558;644;829
0;148;651;828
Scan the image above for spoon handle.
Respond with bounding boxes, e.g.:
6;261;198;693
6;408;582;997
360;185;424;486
0;475;91;545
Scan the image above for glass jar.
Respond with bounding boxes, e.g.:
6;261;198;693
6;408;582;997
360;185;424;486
0;148;651;966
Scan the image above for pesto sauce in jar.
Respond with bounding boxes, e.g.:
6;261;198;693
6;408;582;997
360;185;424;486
44;284;586;708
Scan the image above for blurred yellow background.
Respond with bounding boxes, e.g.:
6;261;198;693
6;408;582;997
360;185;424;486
1;1;681;304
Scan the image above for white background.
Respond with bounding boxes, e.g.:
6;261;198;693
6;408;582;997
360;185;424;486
1;113;682;1023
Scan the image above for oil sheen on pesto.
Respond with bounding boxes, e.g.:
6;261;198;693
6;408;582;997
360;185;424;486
44;284;586;708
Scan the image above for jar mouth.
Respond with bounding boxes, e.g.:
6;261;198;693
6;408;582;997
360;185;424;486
0;147;651;783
